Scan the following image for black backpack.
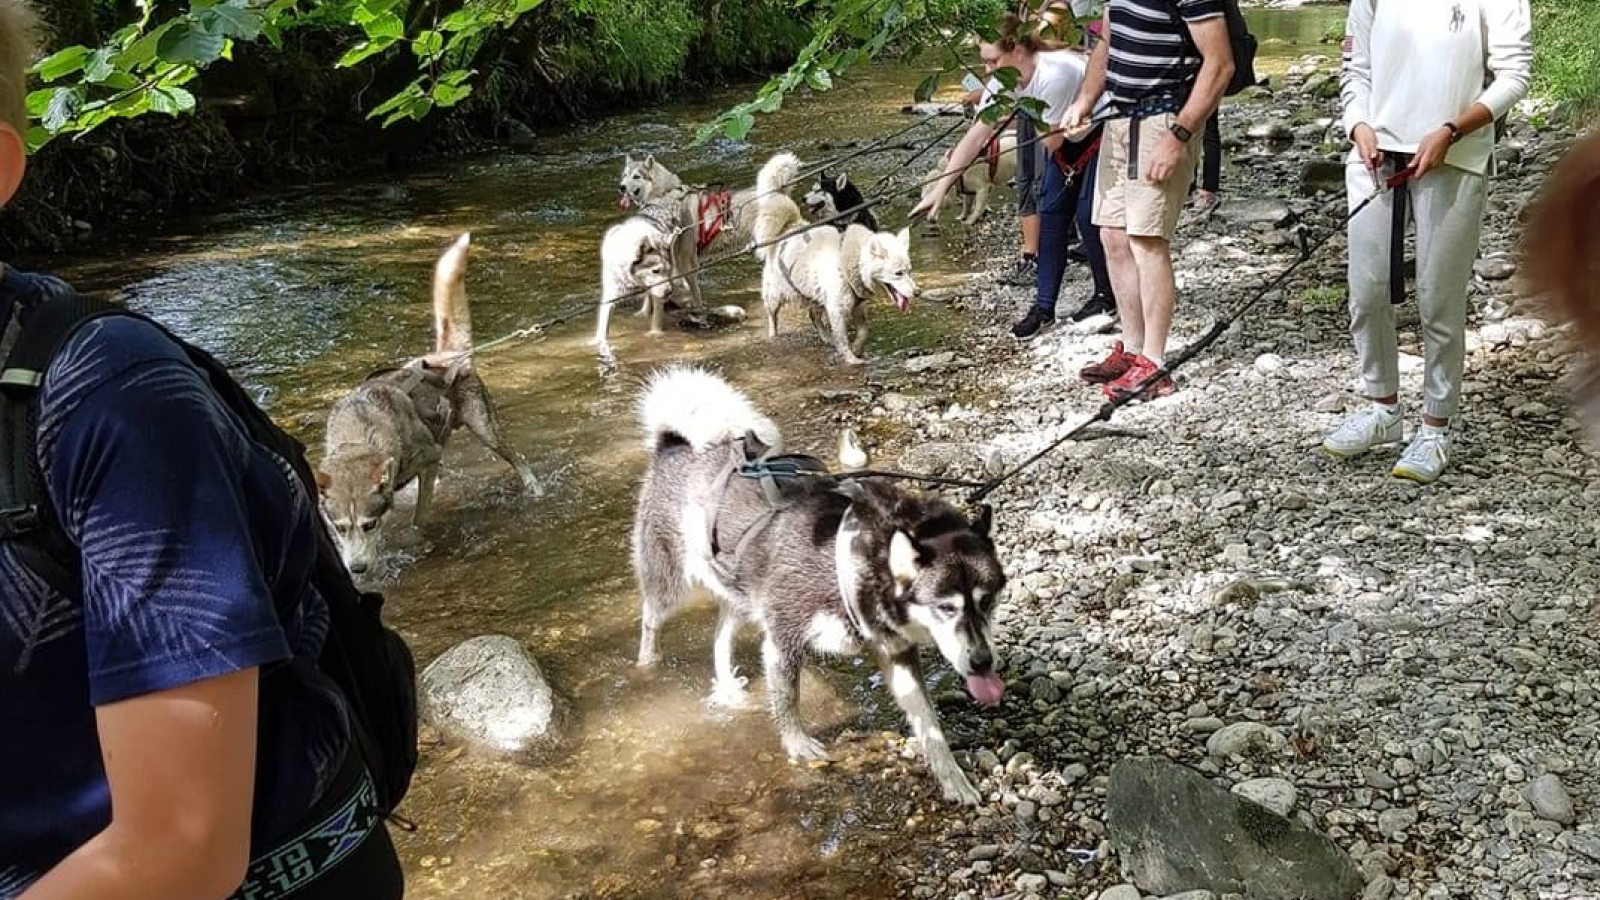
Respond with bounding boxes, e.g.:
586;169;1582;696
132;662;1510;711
1168;0;1259;97
0;289;419;818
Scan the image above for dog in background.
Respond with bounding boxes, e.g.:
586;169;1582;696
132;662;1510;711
804;170;879;232
918;133;1018;226
318;234;539;575
595;188;687;349
632;366;1007;805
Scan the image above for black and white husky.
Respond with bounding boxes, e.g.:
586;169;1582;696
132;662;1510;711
631;367;1007;805
803;169;879;232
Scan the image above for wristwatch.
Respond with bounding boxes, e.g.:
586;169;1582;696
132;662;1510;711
1442;121;1462;144
1169;121;1194;143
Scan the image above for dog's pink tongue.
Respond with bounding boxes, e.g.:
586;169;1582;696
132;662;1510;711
965;673;1005;707
619;195;632;210
894;292;910;312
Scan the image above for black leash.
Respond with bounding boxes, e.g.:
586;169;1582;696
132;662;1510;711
964;164;1419;505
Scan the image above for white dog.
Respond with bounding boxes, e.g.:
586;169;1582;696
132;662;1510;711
596;190;687;348
760;220;917;366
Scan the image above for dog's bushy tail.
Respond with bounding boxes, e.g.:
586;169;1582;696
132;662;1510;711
639;365;782;454
756;152;802;196
433;233;473;355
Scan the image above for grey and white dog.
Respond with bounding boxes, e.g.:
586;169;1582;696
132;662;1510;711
317;234;540;576
632;366;1007;805
595;188;686;349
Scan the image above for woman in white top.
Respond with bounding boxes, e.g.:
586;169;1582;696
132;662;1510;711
1322;0;1531;483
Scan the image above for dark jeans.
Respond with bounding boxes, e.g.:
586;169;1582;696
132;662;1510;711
1036;139;1112;315
1199;111;1222;193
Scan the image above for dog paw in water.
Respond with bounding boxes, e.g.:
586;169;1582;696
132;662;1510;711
784;733;830;763
706;675;753;710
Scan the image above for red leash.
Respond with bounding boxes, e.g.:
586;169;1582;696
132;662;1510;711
697;190;733;253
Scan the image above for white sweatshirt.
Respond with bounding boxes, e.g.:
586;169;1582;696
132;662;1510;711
1340;0;1533;175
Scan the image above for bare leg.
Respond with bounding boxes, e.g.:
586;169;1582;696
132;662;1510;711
1101;225;1145;354
1128;235;1176;361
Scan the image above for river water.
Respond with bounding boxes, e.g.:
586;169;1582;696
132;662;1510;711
52;6;1345;898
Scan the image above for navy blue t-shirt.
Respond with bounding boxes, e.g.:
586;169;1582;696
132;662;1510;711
0;266;349;896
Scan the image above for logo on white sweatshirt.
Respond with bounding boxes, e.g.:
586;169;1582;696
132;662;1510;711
1449;3;1465;32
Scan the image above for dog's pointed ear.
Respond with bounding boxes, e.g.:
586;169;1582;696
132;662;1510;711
372;456;397;490
969;503;994;538
835;172;850;191
624;152;634;166
896;227;912;248
314;470;332;495
644;153;656;169
889;530;928;589
868;234;888;259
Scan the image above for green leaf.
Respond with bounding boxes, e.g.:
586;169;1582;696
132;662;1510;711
337;38;395;67
914;72;940;102
83;48;117;83
33;46;90;83
200;5;263;41
148;86;197;115
722;111;756;141
806;68;833;91
101;72;141;91
992;66;1020;91
754;91;783;113
42;87;85;133
357;10;404;41
24;125;52;152
158;23;227;66
25;89;54;117
413;29;444;60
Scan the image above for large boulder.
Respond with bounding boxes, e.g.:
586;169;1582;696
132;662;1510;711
420;635;565;758
1299;159;1346;197
1107;757;1364;900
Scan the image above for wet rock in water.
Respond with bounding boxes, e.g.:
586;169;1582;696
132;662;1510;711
1299;159;1346;196
1107;758;1364;900
901;102;967;117
1215;197;1296;229
420;635;565;758
1527;774;1577;825
678;305;748;330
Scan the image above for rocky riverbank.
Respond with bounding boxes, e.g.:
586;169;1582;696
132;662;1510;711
824;53;1597;900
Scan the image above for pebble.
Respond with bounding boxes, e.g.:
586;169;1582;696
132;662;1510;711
1527;774;1576;825
1232;777;1298;816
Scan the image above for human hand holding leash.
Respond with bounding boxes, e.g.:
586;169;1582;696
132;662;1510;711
1060;99;1094;141
1351;123;1382;173
1411;126;1455;178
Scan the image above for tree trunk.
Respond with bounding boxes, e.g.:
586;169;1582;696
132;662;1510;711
694;0;723;71
40;0;99;48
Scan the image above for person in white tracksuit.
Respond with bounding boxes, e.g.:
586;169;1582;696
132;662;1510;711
1324;0;1531;483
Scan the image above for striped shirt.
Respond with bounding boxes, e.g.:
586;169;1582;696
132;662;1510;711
1106;0;1225;106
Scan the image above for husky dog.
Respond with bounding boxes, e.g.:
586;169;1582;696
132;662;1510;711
595;189;687;348
632;367;1007;805
759;217;917;365
919;133;1018;226
615;152;805;282
317;234;539;575
803;170;880;232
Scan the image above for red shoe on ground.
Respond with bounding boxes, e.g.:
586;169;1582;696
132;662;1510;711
1103;355;1176;402
1079;341;1138;384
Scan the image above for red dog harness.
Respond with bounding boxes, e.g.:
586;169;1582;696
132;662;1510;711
697;190;733;253
1053;131;1102;183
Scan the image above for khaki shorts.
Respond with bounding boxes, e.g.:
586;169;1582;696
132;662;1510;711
1092;112;1202;239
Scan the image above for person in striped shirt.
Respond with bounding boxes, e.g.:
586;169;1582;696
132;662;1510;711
1061;0;1235;401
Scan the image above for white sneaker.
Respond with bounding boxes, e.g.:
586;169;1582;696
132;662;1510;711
1392;424;1451;483
1322;403;1404;457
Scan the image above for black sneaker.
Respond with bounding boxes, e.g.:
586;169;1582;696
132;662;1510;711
1067;244;1089;265
1067;291;1116;323
1011;307;1055;339
999;256;1038;286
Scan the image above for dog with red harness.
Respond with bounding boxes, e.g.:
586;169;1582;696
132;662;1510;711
917;132;1019;227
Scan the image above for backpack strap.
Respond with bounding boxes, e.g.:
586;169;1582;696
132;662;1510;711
0;292;129;601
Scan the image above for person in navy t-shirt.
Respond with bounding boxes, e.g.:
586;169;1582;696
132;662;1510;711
0;4;401;898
